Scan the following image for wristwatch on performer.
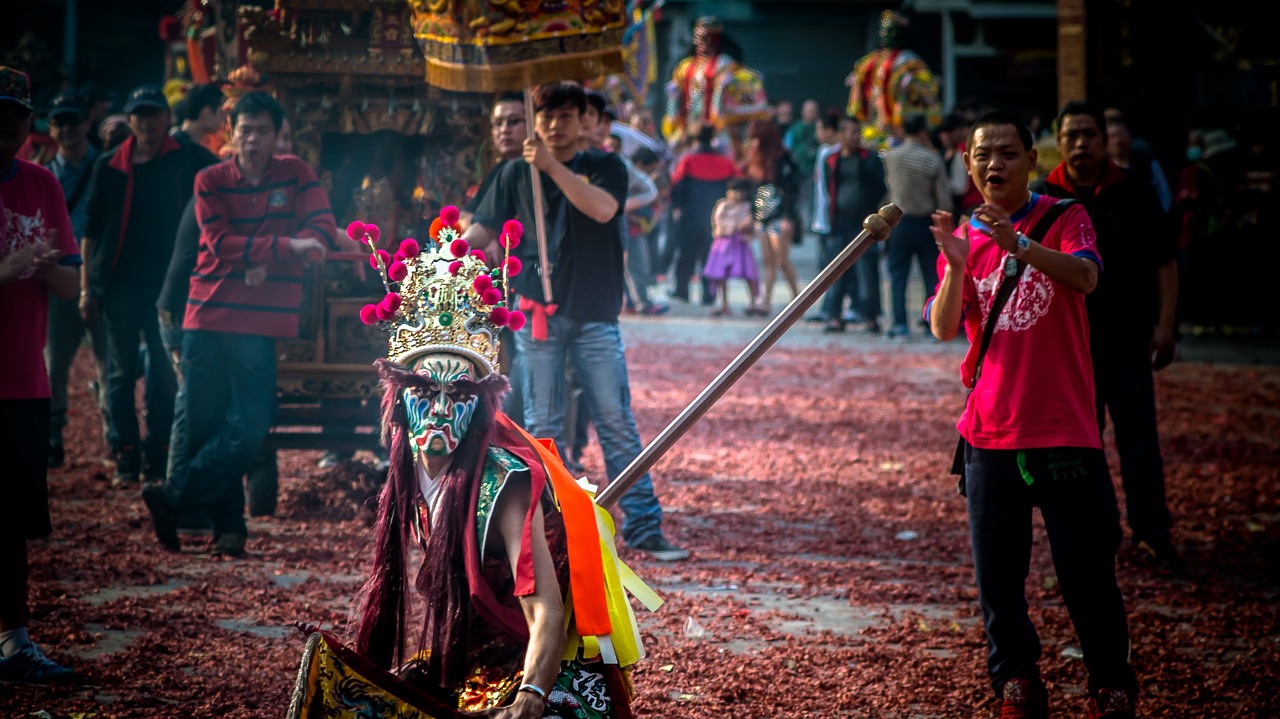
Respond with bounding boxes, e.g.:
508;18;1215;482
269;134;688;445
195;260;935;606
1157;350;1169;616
1014;232;1031;259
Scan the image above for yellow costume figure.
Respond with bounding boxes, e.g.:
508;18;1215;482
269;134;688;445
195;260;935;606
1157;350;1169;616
846;10;941;148
662;16;768;155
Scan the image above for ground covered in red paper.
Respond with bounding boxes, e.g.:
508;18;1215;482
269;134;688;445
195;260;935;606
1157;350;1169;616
3;342;1277;718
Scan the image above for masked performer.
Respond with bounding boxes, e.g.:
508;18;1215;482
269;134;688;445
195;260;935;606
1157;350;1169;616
661;16;768;157
288;207;660;719
845;10;941;148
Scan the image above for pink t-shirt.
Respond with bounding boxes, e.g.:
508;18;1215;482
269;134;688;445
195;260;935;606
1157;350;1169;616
928;193;1103;450
0;159;79;400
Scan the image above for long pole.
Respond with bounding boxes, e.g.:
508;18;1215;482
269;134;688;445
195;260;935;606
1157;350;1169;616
597;204;903;509
523;88;554;303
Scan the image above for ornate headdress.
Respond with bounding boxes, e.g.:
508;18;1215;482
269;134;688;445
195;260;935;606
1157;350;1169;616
349;206;527;376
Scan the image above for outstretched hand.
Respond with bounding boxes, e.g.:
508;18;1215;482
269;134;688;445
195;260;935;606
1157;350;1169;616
0;243;42;284
930;211;969;269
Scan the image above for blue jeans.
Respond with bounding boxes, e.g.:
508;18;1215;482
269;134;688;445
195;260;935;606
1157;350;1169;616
159;324;187;482
167;330;277;538
514;316;665;546
886;215;939;329
100;286;176;465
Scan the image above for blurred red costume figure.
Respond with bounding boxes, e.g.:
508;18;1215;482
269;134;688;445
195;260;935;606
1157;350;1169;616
286;210;659;719
661;16;768;157
845;10;941;147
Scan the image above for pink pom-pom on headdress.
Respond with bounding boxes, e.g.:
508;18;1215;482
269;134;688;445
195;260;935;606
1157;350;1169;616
440;205;460;226
469;249;486;263
489;306;510;326
472;274;493;293
370;249;390;270
448;260;463;276
502;219;523;240
387;261;408;282
449;239;469;258
346;220;366;241
506;311;527;332
504;257;522;276
392;251;406;263
375;303;395;321
363;223;381;243
398;238;420;257
359;304;379;324
481;287;502;306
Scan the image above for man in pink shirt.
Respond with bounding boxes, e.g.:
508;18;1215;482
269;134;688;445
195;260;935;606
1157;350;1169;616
926;111;1136;719
0;66;81;685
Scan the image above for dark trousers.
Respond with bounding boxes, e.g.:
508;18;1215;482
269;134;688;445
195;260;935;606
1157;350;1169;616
965;445;1136;697
886;215;939;328
1095;346;1173;541
167;330;277;538
100;286;176;464
46;291;109;442
671;229;714;301
1;399;52;540
819;233;859;319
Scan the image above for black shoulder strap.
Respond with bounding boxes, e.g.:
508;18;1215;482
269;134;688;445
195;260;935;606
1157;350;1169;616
968;198;1077;386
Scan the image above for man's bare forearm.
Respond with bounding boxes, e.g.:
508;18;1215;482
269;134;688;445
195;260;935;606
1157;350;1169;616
1020;241;1098;294
930;264;966;341
544;161;618;224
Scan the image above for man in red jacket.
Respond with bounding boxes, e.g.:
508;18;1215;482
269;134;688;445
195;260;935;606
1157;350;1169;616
142;92;333;557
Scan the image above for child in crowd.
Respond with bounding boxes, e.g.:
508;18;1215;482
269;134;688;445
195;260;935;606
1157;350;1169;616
704;178;761;317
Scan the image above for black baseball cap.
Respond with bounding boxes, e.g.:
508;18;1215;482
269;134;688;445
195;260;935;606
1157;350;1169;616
123;84;168;114
49;91;87;120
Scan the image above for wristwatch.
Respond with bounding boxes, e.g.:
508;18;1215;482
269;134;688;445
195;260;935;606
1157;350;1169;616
1014;232;1031;258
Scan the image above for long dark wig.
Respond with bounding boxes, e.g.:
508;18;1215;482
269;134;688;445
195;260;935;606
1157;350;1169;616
354;357;510;687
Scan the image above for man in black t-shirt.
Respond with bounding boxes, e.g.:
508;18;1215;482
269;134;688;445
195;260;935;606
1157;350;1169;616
465;82;688;561
81;84;217;487
1035;100;1180;567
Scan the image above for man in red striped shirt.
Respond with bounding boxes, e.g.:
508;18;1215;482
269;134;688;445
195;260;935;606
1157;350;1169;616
142;92;332;557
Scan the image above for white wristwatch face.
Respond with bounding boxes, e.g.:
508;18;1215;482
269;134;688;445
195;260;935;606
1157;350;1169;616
1017;234;1030;250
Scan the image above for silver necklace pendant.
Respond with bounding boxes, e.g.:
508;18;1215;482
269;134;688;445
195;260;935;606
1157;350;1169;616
1003;255;1018;277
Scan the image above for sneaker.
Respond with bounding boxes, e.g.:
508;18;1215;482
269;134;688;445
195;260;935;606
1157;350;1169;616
642;303;670;316
863;320;882;335
1087;687;1136;719
212;531;247;558
111;446;141;487
841;309;865;324
884;324;910;339
998;677;1049;719
141;482;181;552
822;319;846;334
805;311;831;324
317;450;353;469
48;440;64;469
0;644;77;685
629;536;690;562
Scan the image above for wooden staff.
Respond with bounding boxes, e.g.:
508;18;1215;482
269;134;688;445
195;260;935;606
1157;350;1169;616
523;87;554;303
596;204;904;509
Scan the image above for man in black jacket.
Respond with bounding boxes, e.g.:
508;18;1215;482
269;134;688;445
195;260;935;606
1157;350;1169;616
1034;100;1180;565
81;84;216;487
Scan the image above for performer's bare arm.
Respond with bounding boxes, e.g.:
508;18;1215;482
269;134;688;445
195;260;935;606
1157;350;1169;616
485;475;565;719
460;222;503;268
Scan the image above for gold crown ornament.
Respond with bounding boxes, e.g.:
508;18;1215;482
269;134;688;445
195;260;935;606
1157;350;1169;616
350;206;527;376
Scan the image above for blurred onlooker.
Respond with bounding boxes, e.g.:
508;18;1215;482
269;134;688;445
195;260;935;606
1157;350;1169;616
772;99;794;134
79;82;115;150
81;84;217;488
630;145;671;315
812;114;886;333
806;110;844;324
744;118;800;315
1105;109;1171;212
43;91;110;468
98;114;131;151
170;83;226;153
704;177;761;316
0;64;82;686
883;113;950;338
1176;127;1240;331
667;123;738;304
1036;99;1180;566
937;113;982;217
142;91;334;557
785;99;820;241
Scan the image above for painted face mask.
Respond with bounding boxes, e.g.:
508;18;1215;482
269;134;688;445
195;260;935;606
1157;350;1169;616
403;356;480;457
